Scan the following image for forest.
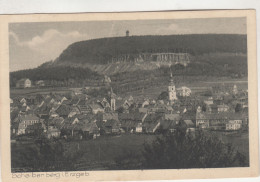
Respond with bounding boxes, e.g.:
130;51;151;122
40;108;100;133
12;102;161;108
10;34;248;91
10;66;103;88
10;53;247;91
54;34;247;65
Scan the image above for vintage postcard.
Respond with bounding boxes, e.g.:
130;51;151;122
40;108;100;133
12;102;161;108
0;10;258;181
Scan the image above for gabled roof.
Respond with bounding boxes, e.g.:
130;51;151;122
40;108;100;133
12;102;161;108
104;119;121;128
196;112;243;120
19;114;39;121
35;103;51;115
78;99;87;106
183;120;195;128
182;112;196;120
160;120;178;130
164;113;180;121
144;113;164;123
118;112;146;121
17;78;30;84
81;122;99;133
103;112;118;121
56;104;72;116
89;103;104;110
70;97;80;105
61;99;71;105
120;120;139;128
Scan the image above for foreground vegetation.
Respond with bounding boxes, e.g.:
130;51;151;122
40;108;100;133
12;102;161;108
11;129;248;172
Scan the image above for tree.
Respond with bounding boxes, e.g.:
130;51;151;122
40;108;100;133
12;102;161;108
158;91;169;100
235;103;242;113
142;130;247;169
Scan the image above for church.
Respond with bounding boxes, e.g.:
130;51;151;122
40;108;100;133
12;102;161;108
168;73;177;103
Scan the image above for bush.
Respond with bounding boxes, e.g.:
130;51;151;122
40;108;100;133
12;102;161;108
142;130;247;169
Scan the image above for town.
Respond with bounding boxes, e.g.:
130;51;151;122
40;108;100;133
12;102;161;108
11;73;248;141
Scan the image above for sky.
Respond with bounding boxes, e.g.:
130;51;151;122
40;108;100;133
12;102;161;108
9;17;247;71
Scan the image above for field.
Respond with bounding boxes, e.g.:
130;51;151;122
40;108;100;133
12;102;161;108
120;76;248;100
62;134;158;170
10;87;72;97
10;75;248;100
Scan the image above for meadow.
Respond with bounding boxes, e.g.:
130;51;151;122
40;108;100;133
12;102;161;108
11;131;249;171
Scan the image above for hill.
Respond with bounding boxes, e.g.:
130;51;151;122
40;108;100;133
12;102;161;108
10;34;248;91
54;34;247;65
10;66;103;88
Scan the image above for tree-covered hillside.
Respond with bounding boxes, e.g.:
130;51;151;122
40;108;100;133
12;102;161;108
55;34;247;65
10;66;103;87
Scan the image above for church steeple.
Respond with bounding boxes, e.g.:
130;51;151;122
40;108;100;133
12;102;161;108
110;87;116;111
168;69;177;103
169;71;174;85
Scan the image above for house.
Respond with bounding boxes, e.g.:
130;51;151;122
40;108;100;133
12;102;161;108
25;96;36;105
35;94;45;105
16;78;31;88
35;80;45;87
20;97;27;104
25;122;46;136
118;112;147;133
217;104;229;113
70;88;83;95
143;113;163;133
77;100;91;113
49;110;59;118
46;125;61;139
89;103;105;114
176;86;191;97
81;121;100;139
35;103;51;118
20;105;31;114
48;116;63;127
136;123;143;133
204;97;214;105
226;113;243;131
159;119;178;133
139;107;148;113
55;104;72;118
61;97;68;104
102;112;118;122
196;105;245;131
68;106;81;118
142;100;150;108
61;117;81;138
164;113;180;122
206;104;218;113
14;114;40;135
196;106;210;129
100;98;111;109
122;100;132;110
103;119;121;134
183;120;196;133
226;120;242;131
70;97;81;106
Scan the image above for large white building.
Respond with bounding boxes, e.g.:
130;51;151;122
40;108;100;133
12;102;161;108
176;86;191;97
16;78;31;88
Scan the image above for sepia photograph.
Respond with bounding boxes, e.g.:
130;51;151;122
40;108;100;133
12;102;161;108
0;10;258;181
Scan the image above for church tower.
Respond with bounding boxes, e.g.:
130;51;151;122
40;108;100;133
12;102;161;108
168;72;177;102
110;87;116;111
